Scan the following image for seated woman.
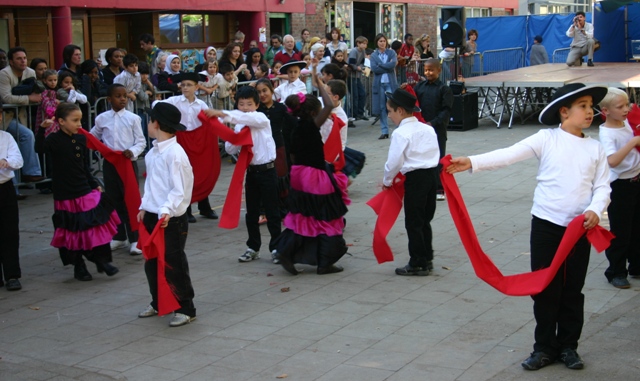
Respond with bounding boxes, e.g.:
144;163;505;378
157;54;183;94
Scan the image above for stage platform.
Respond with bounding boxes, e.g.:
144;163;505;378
463;63;640;128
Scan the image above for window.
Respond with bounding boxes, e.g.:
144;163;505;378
71;19;85;54
159;13;228;47
379;3;405;42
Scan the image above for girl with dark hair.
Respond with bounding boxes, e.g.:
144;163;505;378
101;48;124;85
273;60;350;275
462;29;478;78
58;44;83;80
44;103;120;282
219;42;251;81
327;27;347;57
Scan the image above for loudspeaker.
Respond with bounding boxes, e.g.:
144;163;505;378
441;7;466;48
448;91;478;131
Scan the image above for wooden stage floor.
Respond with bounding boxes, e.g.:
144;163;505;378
463;63;640;128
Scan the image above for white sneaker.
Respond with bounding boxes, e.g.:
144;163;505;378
271;249;280;264
169;313;195;327
436;193;446;201
238;248;259;262
130;242;143;256
110;239;129;250
138;305;158;318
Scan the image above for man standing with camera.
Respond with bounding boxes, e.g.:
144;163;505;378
566;11;595;67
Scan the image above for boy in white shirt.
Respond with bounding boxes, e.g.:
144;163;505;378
91;84;146;255
381;89;439;277
114;54;141;112
205;86;282;263
598;88;640;289
447;84;611;371
137;102;196;327
274;61;307;103
319;79;348;150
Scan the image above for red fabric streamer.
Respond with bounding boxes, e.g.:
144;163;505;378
365;173;406;264
439;154;614;296
197;112;254;229
626;104;640;153
79;129;141;232
176;123;221;204
403;85;427;123
323;115;346;171
138;220;181;316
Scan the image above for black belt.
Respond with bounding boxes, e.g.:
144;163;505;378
248;161;275;173
621;173;640;183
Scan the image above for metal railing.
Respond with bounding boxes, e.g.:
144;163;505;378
481;48;525;75
552;48;570;64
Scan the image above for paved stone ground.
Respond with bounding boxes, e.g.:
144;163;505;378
1;117;639;381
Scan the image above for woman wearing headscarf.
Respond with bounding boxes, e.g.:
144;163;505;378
194;47;217;73
157;53;183;94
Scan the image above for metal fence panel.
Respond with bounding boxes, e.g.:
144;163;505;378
481;47;525;75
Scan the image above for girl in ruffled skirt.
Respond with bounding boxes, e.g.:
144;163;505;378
44;103;120;281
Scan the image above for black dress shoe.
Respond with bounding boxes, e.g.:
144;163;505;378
521;351;555;370
187;214;197;223
200;210;219;220
96;262;119;277
378;134;389;140
317;264;344;275
5;279;22;291
16;194;28;200
348;121;356;128
74;264;93;281
395;264;429;276
587;59;594;67
559;348;584;369
357;116;369;121
21;175;45;183
276;253;298;275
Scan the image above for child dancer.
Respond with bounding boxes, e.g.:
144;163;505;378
137;102;196;327
273;60;350;275
0;104;24;290
274;61;307;102
91;84;146;255
206;86;282;263
447;84;610;371
598;88;639;289
45;103;120;281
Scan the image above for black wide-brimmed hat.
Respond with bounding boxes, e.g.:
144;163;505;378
385;88;421;113
539;83;608;125
171;72;207;84
145;102;186;132
279;60;307;75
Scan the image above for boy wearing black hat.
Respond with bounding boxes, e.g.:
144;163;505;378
447;83;611;371
274;60;307;103
137;101;196;327
157;72;217;222
382;88;440;276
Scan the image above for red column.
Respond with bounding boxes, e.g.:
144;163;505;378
249;12;267;53
52;6;72;69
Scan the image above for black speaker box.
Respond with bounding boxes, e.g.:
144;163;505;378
448;91;478;131
441;6;466;48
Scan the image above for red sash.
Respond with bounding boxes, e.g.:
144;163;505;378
197;112;254;229
366;173;406;264
626;104;640;153
176;122;221;203
404;85;427;124
323;115;346;171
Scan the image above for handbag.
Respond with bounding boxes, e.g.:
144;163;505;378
593;38;601;52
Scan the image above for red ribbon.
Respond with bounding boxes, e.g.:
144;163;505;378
176;123;221;204
198;112;254;229
403;85;427;124
79;129;141;232
626;103;640;153
138;220;181;316
323;115;346;171
366;173;406;264
439;154;614;296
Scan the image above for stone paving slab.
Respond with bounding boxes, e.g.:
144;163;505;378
1;117;640;380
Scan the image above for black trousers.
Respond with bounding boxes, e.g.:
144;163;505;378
433;125;447;193
530;216;590;356
403;168;438;268
0;180;21;281
143;212;195;317
245;167;282;252
605;178;640;280
103;160;139;243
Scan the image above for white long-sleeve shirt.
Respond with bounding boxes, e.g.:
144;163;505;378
91;108;146;160
223;110;276;165
140;136;193;218
0;131;23;184
320;104;348;151
598;121;640;182
566;22;594;48
274;79;307;103
156;95;209;131
383;116;440;187
469;128;611;226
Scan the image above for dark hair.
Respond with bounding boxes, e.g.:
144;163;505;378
80;59;99;74
468;29;478;39
235;85;259;105
246;48;264;64
0;48;4;54
62;44;81;66
271;34;283;43
321;63;347;81
138;61;150;74
333;49;344;57
221;42;245;65
139;33;155;44
386;98;414;114
576;11;586;17
272;60;283;70
29;58;47;71
330;27;341;40
285;93;321;120
365;48;374;55
107;83;126;97
148;115;177;134
534;35;543;43
327;79;347;99
7;46;26;60
57;71;78;89
424;57;441;69
255;78;274;93
300;52;309;61
374;34;387;48
391;40;402;51
257;63;269;75
300;28;309;37
55;102;81;121
105;48;122;67
404;33;413;41
123;53;139;67
219;63;234;75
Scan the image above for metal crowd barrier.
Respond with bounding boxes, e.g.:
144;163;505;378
552;48;570;64
482;47;525;75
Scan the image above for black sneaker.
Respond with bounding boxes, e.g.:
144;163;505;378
610;277;630;289
5;279;22;291
559;348;584;370
521;351;555;370
395;264;429;276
